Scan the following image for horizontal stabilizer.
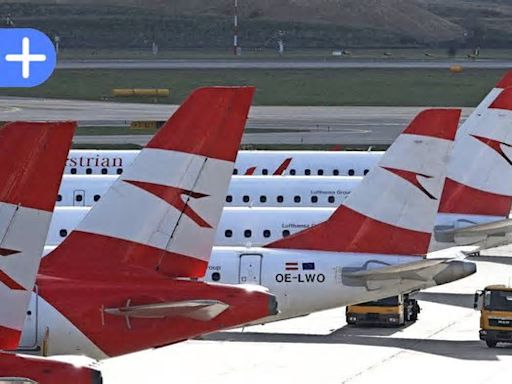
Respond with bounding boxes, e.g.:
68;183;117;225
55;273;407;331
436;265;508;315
342;258;475;291
435;218;512;241
104;299;229;322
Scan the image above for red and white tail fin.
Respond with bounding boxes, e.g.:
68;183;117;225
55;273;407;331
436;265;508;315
0;122;74;350
267;109;461;255
41;87;254;279
439;86;512;217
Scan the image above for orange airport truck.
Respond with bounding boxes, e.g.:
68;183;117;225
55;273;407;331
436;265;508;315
474;285;512;347
346;294;420;327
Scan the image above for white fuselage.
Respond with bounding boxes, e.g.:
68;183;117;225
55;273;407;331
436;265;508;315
65;150;382;176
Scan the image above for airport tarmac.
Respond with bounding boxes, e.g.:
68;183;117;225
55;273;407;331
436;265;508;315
57;59;512;70
97;248;512;384
0;97;473;145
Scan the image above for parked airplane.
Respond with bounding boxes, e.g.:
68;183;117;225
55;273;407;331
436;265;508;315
17;87;277;360
56;175;359;208
39;108;476;330
66;149;382;176
0;122;102;383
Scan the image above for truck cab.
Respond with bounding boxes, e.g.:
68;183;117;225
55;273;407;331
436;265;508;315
345;294;420;327
474;285;512;347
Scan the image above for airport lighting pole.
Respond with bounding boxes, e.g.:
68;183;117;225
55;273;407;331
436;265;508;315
233;0;240;55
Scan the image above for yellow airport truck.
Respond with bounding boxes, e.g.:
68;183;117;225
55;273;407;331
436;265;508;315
474;285;512;347
346;294;420;327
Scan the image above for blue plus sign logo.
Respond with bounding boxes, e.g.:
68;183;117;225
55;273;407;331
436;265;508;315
0;28;56;87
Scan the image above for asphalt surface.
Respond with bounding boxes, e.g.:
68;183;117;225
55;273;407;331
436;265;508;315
57;59;512;70
0;97;473;145
97;247;512;384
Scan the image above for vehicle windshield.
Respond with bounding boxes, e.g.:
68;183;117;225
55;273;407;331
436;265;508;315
359;296;400;307
484;290;512;311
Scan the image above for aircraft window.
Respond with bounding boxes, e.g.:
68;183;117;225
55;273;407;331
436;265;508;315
86;168;92;175
93;195;101;202
263;229;271;238
277;195;284;203
262;169;268;175
282;230;290;237
348;169;355;176
26;310;32;316
226;195;233;203
101;168;108;175
75;195;83;202
56;194;62;202
317;169;324;175
305;169;311;176
260;195;267;203
364;169;370;175
225;230;233;238
211;272;221;282
289;169;296;175
294;195;301;203
59;229;68;238
333;169;339;176
116;168;123;175
311;196;318;203
233;169;238;175
243;195;250;203
328;196;335;204
244;229;252;238
70;168;77;174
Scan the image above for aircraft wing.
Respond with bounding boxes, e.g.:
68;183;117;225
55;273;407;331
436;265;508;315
104;299;229;322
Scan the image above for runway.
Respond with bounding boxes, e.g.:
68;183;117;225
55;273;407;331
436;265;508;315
0;97;473;146
97;247;512;384
57;59;512;70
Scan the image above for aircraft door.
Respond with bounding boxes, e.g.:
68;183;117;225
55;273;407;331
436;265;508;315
18;289;38;349
73;189;85;206
239;254;262;285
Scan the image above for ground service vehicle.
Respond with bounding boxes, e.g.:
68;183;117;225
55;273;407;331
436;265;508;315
475;285;512;347
346;294;420;327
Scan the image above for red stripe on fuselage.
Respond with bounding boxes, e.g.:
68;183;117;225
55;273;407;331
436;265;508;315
439;178;512;216
273;158;292;175
266;206;430;255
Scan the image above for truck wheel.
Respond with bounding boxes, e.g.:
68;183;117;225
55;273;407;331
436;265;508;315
486;339;497;348
346;316;355;325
